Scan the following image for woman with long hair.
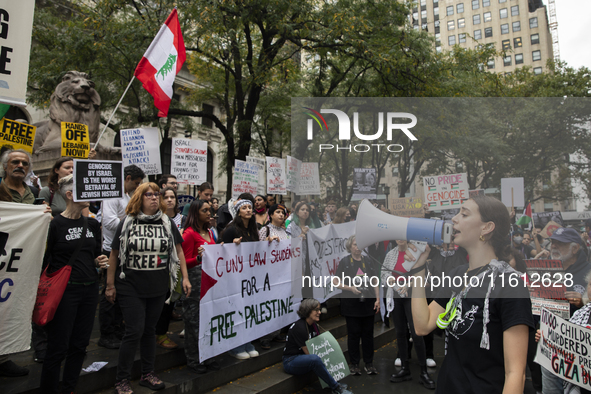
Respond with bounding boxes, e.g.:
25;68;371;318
197;182;214;202
181;199;220;373
287;201;318;300
39;175;108;394
162;187;181;230
332;207;351;224
221;197;260;359
39;157;74;217
106;183;191;394
254;194;270;229
411;196;534;393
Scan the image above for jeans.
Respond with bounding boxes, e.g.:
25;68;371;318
183;266;202;368
116;293;166;381
541;366;564;394
393;297;426;367
345;315;375;365
40;282;98;394
283;354;338;390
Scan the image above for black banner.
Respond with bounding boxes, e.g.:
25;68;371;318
73;160;124;201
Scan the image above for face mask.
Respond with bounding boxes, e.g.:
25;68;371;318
513;236;523;244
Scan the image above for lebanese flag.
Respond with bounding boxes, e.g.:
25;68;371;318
134;8;186;117
516;203;533;230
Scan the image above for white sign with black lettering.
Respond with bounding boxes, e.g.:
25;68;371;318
73;160;124;201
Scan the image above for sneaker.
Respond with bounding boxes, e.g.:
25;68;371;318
248;350;259;358
229;351;250;360
394;358;402;367
426;358;437;368
0;360;29;377
139;372;165;390
365;363;378;375
260;339;272;349
114;379;133;394
350;364;362;375
188;363;207;374
98;336;121;349
332;383;353;394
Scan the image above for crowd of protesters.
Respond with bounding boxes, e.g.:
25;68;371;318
3;147;591;394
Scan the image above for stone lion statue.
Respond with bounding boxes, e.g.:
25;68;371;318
33;71;114;154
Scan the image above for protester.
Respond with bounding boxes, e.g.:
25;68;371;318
39;157;74;217
157;174;178;192
332;207;351;224
348;206;357;221
221;197;260;359
512;228;536;258
382;240;435;389
254;194;270;229
181;199;220;373
211;197;219;215
411;196;534;393
39;175;108;394
105;182;191;394
197;182;214;202
308;202;323;228
266;194;276;208
162;187;182;230
324;200;337;224
333;235;380;376
283;299;353;394
217;192;251;234
287;201;315;299
98;164;145;350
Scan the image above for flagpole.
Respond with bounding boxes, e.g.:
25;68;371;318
95;75;136;147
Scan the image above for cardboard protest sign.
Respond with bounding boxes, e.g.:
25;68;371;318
246;156;266;195
61;122;89;159
535;308;591;390
501;177;524;208
351;168;377;200
120;128;161;175
525;259;570;319
0;202;51;355
299;162;321;195
306;222;355;302
199;239;301;362
541;221;562;238
287;156;302;193
0;0;35;107
266;157;287;195
0;119;35;153
171;138;208;185
73;160;124;201
232;160;259;198
390;197;424;217
306;332;350;388
423;173;469;211
534;211;565;228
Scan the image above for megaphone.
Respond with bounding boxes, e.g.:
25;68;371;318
355;199;453;250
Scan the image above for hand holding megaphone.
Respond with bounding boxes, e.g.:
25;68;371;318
404;242;431;272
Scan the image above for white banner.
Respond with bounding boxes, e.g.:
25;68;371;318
535;308;591;390
0;202;51;355
0;0;35;107
199;239;302;362
171;138;208;185
232;160;259;198
423;172;469;211
306;222;355;302
246;156;266;196
120;128;162;175
286;156;302;193
266;157;287;195
299;162;320;195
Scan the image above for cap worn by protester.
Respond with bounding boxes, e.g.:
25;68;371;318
549;227;586;248
269;203;287;217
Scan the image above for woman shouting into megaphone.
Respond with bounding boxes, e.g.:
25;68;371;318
410;196;534;394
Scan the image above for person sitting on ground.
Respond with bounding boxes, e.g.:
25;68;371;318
283;299;353;394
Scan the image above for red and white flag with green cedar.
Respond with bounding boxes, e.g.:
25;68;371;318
516;202;533;230
134;8;186;117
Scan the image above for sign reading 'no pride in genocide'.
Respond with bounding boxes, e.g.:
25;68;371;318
73;160;124;201
306;331;350;388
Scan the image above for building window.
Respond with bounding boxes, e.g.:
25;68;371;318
457;3;464;13
530;17;538;28
473;14;481;24
482;0;490;6
435;33;441;44
435;20;440;33
514;37;522;48
434;6;439;16
484;27;492;37
422;10;427;19
515;53;523;64
458;18;465;28
436;45;442;53
512;21;520;32
504;56;512;66
472;0;479;10
447;5;454;16
448;20;455;30
448;35;456;45
501;23;509;34
459;33;467;43
499;8;508;19
484;12;492;22
502;39;511;50
511;5;519;16
487;58;495;69
534;67;542;75
499;0;506;2
532;50;541;61
474;29;482;40
531;33;539;45
421;0;427;5
202;104;214;128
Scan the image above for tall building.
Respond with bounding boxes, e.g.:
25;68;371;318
414;0;554;74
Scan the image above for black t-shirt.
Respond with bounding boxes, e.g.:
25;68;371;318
111;216;183;298
433;263;535;394
335;255;378;317
221;223;259;244
283;318;320;356
44;215;101;283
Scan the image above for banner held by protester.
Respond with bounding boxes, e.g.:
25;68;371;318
120;127;161;175
423;173;469;211
232;160;259;198
0;119;36;153
524;259;570;319
171;138;207;185
73;160;124;201
306;332;350;388
266;157;287;195
61;122;90;159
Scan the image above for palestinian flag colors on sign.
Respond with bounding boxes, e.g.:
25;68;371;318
428;185;437;192
516;203;533;230
134;8;186;117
